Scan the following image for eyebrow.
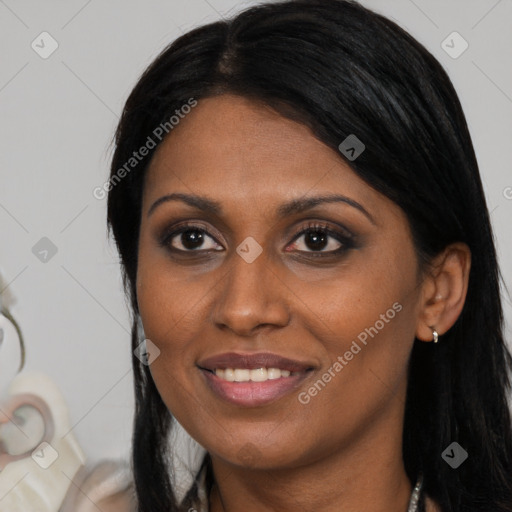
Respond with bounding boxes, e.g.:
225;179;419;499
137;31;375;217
147;192;375;225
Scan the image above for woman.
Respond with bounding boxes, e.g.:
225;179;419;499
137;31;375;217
106;0;512;510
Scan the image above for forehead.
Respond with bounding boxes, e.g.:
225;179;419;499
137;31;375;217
142;94;385;217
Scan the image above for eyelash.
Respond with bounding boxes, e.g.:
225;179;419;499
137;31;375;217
159;221;355;259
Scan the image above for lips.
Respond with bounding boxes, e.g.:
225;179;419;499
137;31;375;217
197;352;314;373
197;352;315;407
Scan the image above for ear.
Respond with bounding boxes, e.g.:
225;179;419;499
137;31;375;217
415;242;471;343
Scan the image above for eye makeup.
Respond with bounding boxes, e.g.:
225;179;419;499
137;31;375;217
155;217;358;261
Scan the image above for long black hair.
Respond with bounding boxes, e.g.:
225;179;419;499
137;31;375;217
106;1;512;510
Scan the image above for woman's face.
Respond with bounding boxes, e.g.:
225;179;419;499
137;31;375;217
136;94;425;469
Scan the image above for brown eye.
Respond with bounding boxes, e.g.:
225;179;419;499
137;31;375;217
160;223;223;253
293;229;342;252
287;222;354;256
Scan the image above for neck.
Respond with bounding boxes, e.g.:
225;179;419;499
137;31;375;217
208;402;414;512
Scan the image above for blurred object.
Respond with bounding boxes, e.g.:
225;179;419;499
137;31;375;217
0;269;15;311
61;459;135;512
0;270;26;384
0;272;135;511
0;372;86;511
0;309;25;375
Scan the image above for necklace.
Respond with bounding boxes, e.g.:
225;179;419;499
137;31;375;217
407;473;424;512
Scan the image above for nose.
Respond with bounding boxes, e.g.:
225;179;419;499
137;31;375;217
211;249;291;337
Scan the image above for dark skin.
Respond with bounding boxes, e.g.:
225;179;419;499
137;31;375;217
136;94;470;512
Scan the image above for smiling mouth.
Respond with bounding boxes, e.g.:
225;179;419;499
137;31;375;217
198;366;314;407
196;351;316;406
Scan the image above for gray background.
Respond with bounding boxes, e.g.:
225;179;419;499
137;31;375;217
1;0;511;466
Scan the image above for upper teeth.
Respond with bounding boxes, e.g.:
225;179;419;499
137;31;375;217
214;368;293;382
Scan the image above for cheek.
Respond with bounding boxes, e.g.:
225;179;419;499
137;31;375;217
291;244;419;412
136;237;208;346
287;299;415;456
294;241;416;355
135;248;217;416
136;272;203;429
